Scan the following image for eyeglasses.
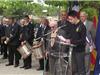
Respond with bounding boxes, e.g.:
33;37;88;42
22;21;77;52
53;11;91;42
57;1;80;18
51;26;55;28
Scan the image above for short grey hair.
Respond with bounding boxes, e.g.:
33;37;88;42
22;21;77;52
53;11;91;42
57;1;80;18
80;11;88;17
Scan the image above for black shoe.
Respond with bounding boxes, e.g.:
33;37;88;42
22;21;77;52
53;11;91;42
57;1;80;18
37;67;44;71
0;53;3;55
14;64;19;67
20;66;25;68
24;66;32;69
6;63;13;66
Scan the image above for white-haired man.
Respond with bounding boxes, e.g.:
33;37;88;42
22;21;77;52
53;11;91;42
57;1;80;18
46;19;70;75
80;11;96;75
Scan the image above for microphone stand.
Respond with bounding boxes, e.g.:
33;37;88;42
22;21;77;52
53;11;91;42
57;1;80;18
34;24;68;75
68;44;75;75
41;37;46;75
58;39;63;75
34;24;67;41
45;38;75;75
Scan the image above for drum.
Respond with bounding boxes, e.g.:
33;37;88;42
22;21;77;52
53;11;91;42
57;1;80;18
32;41;43;59
17;42;32;59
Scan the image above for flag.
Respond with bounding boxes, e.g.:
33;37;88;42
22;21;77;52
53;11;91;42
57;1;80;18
93;16;98;29
94;10;100;75
95;12;100;58
90;49;97;71
94;56;100;75
90;15;98;71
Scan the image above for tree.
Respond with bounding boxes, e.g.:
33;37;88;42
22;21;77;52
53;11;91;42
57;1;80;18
0;1;58;17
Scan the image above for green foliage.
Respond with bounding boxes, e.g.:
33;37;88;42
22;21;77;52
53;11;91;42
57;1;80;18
0;1;58;17
45;0;67;10
45;0;67;6
80;1;99;20
0;0;99;21
0;1;33;17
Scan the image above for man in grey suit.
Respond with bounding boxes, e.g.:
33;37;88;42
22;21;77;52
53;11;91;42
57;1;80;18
80;11;96;75
46;19;70;75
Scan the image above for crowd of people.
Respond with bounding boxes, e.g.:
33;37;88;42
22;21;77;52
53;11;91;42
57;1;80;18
0;10;96;75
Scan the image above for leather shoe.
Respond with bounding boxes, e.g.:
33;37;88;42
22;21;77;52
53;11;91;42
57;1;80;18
20;66;25;68
6;63;13;66
14;64;19;67
24;66;32;69
37;67;44;70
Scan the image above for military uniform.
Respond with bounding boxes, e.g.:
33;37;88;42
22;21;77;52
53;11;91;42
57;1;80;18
36;24;50;71
0;24;7;57
5;23;21;67
20;23;34;69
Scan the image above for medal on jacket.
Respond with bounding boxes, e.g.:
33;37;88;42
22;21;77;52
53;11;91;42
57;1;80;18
76;27;79;32
76;26;80;32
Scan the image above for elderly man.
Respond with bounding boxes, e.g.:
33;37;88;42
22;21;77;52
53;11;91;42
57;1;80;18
46;19;70;75
80;11;96;75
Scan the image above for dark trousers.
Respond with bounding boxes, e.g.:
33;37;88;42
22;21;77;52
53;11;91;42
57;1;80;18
39;58;49;71
72;51;86;75
45;58;49;71
8;45;21;65
23;54;32;67
0;44;8;58
2;44;8;58
39;58;44;69
49;55;68;75
0;44;3;54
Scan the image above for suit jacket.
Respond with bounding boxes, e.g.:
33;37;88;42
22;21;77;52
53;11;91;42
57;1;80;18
70;21;86;52
85;20;96;53
58;20;68;27
20;23;34;45
36;24;50;39
85;20;96;42
7;23;21;46
57;20;72;39
46;28;68;54
0;25;5;44
0;25;5;37
36;24;50;48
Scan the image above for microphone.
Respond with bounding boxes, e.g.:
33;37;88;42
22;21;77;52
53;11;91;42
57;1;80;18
57;24;67;30
34;24;67;41
42;24;67;37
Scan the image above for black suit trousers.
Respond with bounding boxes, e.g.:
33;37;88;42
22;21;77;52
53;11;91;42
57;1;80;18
7;45;21;65
23;54;32;67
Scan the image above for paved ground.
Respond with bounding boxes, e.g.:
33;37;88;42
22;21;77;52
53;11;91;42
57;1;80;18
0;54;43;75
0;54;94;75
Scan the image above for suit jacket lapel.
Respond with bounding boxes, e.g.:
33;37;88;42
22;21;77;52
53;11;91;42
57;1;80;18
85;20;89;30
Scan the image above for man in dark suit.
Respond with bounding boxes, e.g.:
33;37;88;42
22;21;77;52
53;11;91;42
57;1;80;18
0;24;5;55
0;23;5;55
19;15;34;69
36;17;50;71
0;17;8;58
5;17;21;67
80;11;96;75
58;11;72;40
58;10;68;27
67;10;86;75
